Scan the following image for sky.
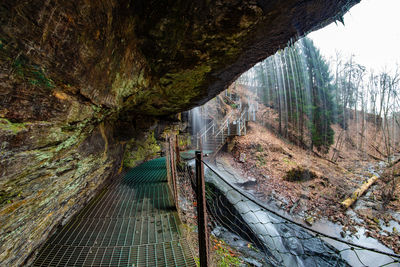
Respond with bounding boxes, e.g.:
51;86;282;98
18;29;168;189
308;0;400;73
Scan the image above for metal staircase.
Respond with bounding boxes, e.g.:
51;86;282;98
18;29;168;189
195;107;255;156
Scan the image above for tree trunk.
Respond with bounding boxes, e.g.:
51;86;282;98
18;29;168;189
341;175;379;209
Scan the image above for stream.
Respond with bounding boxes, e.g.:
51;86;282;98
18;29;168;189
202;158;400;267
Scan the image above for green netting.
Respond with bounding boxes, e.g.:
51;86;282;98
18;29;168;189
124;157;167;183
33;157;196;267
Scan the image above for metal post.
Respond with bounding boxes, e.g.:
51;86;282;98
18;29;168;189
175;135;180;165
197;132;200;150
170;138;178;205
238;120;241;136
166;143;171;186
195;151;209;267
227;119;230;136
199;133;203;151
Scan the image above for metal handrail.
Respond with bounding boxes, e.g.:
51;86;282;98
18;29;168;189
198;120;214;136
237;108;248;136
240;107;248;121
196;107;250;151
200;121;215;139
214;120;228;137
214;110;235;137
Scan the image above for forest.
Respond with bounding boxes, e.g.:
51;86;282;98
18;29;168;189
238;37;400;158
196;37;400;260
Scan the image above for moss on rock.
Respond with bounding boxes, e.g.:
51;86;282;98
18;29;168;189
0;119;28;134
123;131;161;168
284;166;317;182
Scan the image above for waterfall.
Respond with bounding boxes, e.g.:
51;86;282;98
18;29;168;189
190;106;206;136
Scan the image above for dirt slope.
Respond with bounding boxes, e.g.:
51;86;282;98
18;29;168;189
224;120;400;253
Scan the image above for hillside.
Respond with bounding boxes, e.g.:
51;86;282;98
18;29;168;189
223;116;400;253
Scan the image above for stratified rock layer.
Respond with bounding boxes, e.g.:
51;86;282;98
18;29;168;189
0;0;359;265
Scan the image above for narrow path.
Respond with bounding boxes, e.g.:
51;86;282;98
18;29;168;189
33;157;196;267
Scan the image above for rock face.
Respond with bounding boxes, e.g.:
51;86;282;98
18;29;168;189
0;0;359;265
0;114;160;266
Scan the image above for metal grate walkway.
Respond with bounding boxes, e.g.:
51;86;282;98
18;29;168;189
33;158;196;267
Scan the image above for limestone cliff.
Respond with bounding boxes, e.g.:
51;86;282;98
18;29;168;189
0;0;359;265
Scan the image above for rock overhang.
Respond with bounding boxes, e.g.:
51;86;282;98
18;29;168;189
1;0;360;120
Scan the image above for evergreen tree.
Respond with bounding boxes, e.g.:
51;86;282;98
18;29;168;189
301;37;335;152
239;37;336;153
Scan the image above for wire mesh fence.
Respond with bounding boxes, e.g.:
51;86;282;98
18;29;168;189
166;137;201;264
167;137;400;266
202;158;400;267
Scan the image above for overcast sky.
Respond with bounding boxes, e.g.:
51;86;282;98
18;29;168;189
308;0;400;73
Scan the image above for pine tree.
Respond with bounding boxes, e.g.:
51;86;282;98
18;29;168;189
300;37;335;152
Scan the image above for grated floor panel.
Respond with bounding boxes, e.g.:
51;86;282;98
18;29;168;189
33;158;195;267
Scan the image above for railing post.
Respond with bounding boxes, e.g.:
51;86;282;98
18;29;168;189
199;133;203;151
166;141;171;187
175;135;180;165
227;119;230;136
195;151;209;267
238;120;241;136
197;132;200;150
169;138;178;205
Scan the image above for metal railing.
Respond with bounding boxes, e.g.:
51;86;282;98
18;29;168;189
197;110;234;149
197;121;215;149
195;109;241;152
236;107;248;136
209;109;246;155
